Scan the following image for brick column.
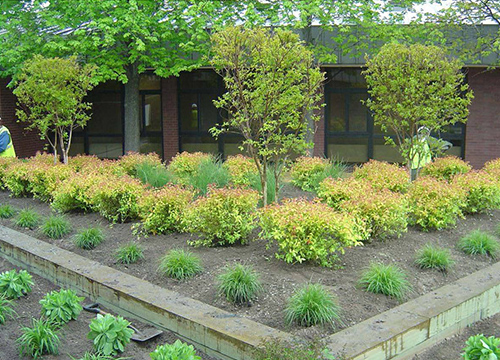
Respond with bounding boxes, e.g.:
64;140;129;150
162;77;179;162
466;68;500;168
0;77;45;158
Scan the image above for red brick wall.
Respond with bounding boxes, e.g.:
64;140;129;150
162;77;179;162
466;68;500;168
0;78;45;158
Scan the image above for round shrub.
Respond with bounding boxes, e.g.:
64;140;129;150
459;230;500;259
415;244;454;272
285;283;341;327
224;154;258;186
150;340;201;360
115;242;144;264
218;264;262;304
358;262;411;301
408;177;467;231
259;198;367;267
74;227;105;250
28;163;74;203
3;160;32;197
118;151;163;176
40;215;72;239
168;152;212;181
51;172;107;213
184;187;259;246
317;177;372;210
353;159;409;193
420;156;471;182
158;249;203;280
453;171;500;213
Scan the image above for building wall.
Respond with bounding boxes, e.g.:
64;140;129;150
0;78;45;158
466;68;500;168
162;77;179;162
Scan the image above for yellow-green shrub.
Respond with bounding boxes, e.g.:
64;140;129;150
68;154;103;172
290;156;328;191
353;160;409;193
118;152;163;176
259;198;366;267
89;175;146;223
317;177;372;210
453;171;500;213
183;187;259;246
168;152;212;181
3;160;32;197
408;177;467;230
420;156;472;182
0;157;19;188
31;164;74;202
224;155;258;186
484;158;500;181
137;185;195;234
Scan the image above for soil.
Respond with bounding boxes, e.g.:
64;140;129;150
0;183;499;351
0;258;218;360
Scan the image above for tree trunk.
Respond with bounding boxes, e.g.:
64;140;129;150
302;21;315;157
124;63;141;154
261;162;268;207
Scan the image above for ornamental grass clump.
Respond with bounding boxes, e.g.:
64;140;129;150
0;295;16;325
290;156;346;192
218;264;262;304
118;151;163;176
224;154;258;186
168;152;212;183
88;314;134;356
285;283;342;327
0;269;33;299
353;159;409;193
420;156;472;182
187;156;230;195
40;289;84;327
0;204;15;218
453;171;500;214
74;227;105;250
415;244;454;272
70;352;117;360
14;208;40;229
40;215;72;239
359;263;411;301
115;243;144;264
135;162;176;188
17;318;60;359
184;187;259;247
408;177;467;231
260;198;366;267
150;340;201;360
158;249;203;280
459;230;500;259
137;185;195;235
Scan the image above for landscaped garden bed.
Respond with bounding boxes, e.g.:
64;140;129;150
0;152;500;346
0;258;217;360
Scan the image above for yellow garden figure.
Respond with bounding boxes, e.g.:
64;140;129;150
0;117;16;158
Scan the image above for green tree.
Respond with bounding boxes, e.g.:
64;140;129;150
363;42;473;179
210;27;325;205
12;55;97;164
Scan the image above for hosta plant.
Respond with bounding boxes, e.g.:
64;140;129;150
150;340;201;360
74;227;105;250
459;230;500;259
88;313;134;356
0;295;16;325
40;289;84;327
285;283;341;327
358;263;412;301
40;215;72;239
0;204;15;218
115;243;144;264
0;269;33;299
462;334;500;360
158;249;203;280
218;264;262;305
17;318;60;359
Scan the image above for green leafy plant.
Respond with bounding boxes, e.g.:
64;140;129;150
184;187;259;247
135;162;176;188
168;152;212;182
40;214;72;239
119;152;163;176
459;230;500;259
0;295;16;325
186;156;230;195
0;269;33;299
224;155;258;186
352;159;409;193
358;263;411;301
88;313;134;356
415;244;454;272
158;249;203;280
462;334;500;360
453;171;500;214
259;198;366;267
150;340;201;360
17;318;60;359
14;208;40;229
115;242;144;264
40;289;84;327
218;264;262;305
285;283;341;327
74;227;105;250
255;338;337;360
0;204;15;218
421;156;472;182
290;156;346;192
70;352;119;360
